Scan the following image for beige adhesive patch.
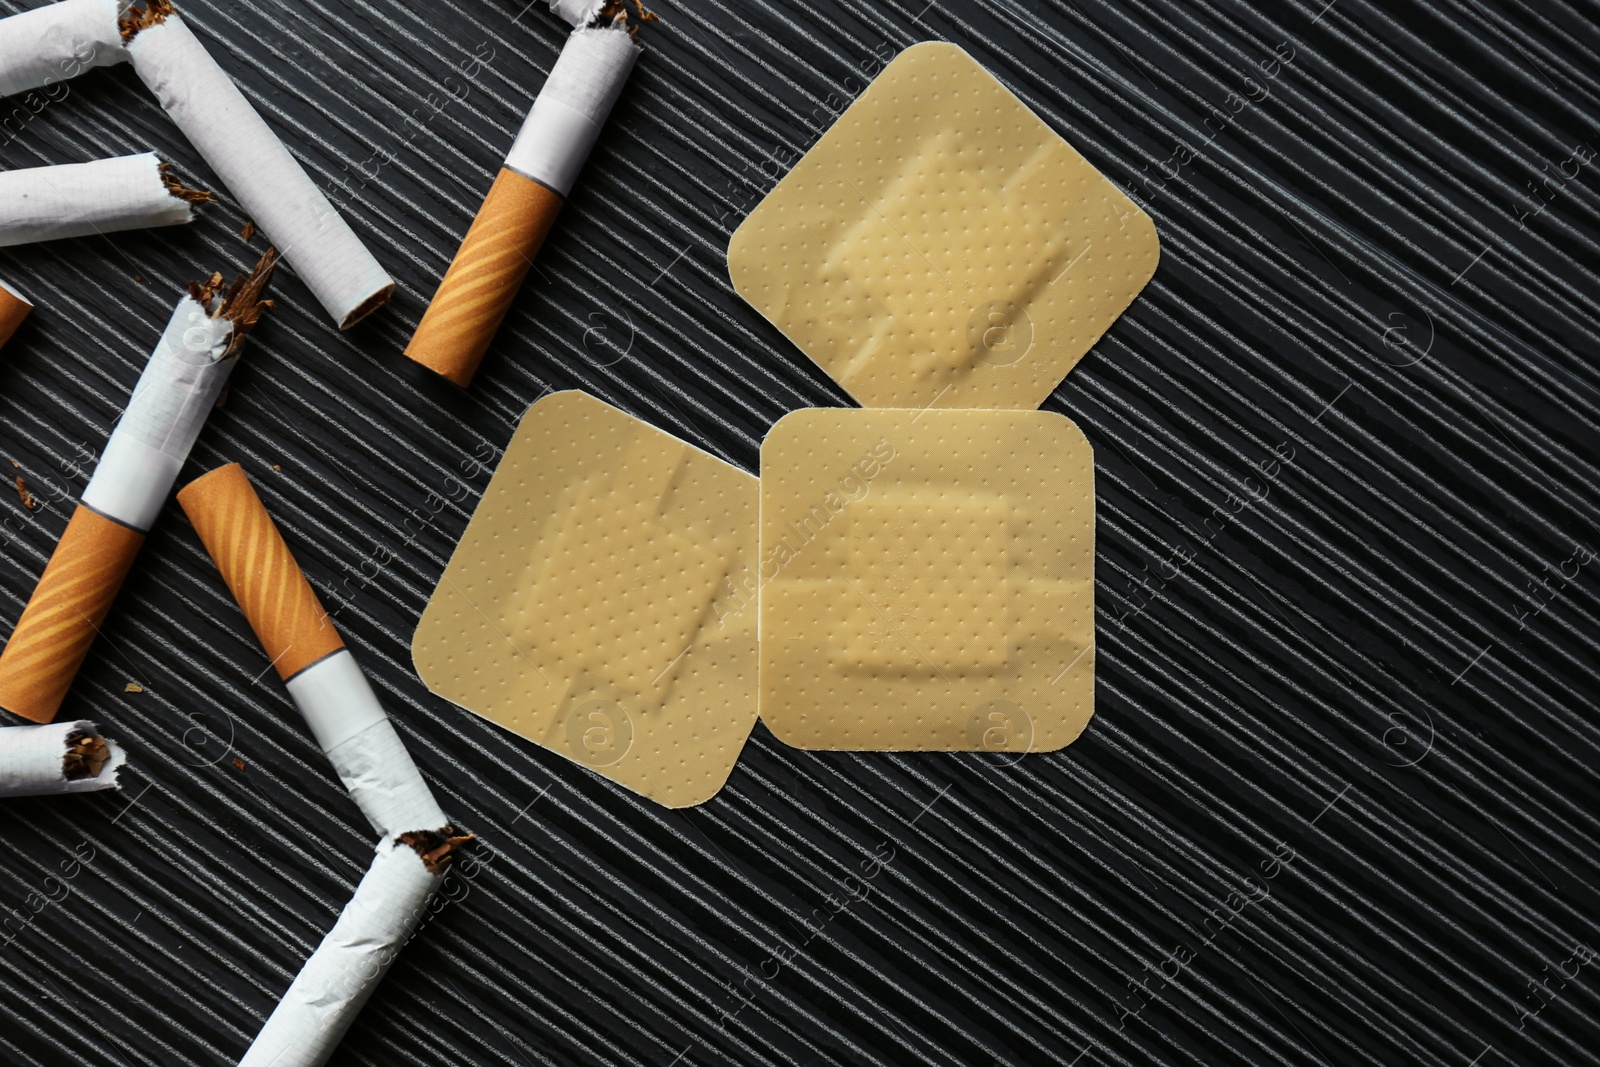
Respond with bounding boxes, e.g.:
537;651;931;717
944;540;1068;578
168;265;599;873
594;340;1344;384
413;391;759;807
760;407;1094;752
729;41;1158;412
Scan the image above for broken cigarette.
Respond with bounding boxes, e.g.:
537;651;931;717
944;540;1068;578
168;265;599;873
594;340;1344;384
0;251;276;724
0;720;125;797
405;15;641;386
0;0;126;99
0;280;31;350
0;152;206;247
176;462;469;1067
122;0;394;329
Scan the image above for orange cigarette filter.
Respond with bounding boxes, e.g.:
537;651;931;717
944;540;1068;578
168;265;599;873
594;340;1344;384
404;169;564;387
0;283;32;350
0;508;143;723
176;463;343;681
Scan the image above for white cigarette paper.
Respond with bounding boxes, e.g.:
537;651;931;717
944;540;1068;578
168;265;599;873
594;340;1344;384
0;720;125;797
238;837;441;1067
239;647;463;1067
0;152;198;248
283;650;447;838
125;8;393;328
0;0;125;99
505;22;638;198
545;0;603;26
82;287;246;531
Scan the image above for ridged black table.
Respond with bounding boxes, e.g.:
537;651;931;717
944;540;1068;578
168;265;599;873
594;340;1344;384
1;1;1597;1064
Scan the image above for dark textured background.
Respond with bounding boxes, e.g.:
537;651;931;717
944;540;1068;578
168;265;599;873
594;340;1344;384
1;0;1598;1063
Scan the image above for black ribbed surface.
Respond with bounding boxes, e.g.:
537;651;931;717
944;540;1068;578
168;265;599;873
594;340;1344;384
2;0;1598;1064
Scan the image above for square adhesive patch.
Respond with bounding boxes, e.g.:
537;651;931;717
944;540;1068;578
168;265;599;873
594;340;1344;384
729;41;1158;412
760;408;1095;752
413;391;759;807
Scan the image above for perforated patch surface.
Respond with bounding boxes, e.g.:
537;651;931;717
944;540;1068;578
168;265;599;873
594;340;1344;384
759;407;1095;752
413;391;760;807
729;41;1159;412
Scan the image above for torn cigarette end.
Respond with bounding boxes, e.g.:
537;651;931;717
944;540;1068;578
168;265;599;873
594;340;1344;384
1;154;202;248
0;720;126;797
189;246;279;355
62;730;111;780
397;827;475;874
592;0;659;38
117;0;172;42
216;245;279;326
159;161;212;204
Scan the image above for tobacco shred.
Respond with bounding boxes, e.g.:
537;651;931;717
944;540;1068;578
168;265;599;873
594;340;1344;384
397;827;476;874
591;0;659;38
240;221;256;242
14;475;35;511
158;162;213;204
62;731;110;780
189;271;226;306
186;247;279;356
118;0;175;42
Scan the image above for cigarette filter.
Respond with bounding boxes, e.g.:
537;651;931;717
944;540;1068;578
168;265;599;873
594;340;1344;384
405;21;638;386
177;462;469;1067
0;720;125;797
0;254;276;723
123;1;393;329
0;0;125;99
177;463;446;837
0;280;31;349
0;152;205;247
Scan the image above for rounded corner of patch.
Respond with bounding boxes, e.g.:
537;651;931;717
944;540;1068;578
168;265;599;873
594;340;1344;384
1034;708;1096;755
761;407;826;455
661;770;736;809
899;40;970;68
408;641;436;691
1034;408;1094;453
519;387;587;425
1134;219;1162;278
